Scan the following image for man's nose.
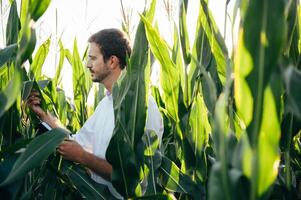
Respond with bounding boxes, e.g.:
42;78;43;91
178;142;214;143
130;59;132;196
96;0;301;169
86;60;91;68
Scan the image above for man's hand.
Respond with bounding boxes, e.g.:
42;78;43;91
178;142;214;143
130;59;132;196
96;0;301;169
57;140;86;163
57;140;113;181
26;91;63;129
26;91;46;120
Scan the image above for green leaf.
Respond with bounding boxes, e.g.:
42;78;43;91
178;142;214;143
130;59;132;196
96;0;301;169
284;67;301;119
0;68;22;118
208;162;250;200
198;0;228;84
106;3;156;197
179;0;191;65
16;18;36;65
6;0;20;46
235;0;286;146
188;93;211;182
29;38;51;80
70;39;92;126
257;85;281;195
64;164;108;200
136;131;162;195
141;15;180;123
0;44;17;67
29;0;52;21
159;156;202;199
0;128;68;186
53;40;65;87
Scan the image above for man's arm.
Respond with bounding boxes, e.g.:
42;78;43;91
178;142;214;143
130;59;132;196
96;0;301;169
26;91;63;129
57;140;112;181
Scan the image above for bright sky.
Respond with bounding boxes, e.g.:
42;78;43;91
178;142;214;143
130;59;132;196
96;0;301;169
0;0;237;100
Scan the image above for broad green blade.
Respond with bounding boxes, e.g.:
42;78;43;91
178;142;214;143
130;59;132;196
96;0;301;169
106;1;156;197
198;0;228;84
29;38;51;80
64;165;107;200
0;68;22;118
0;128;67;186
159;156;201;199
257;85;281;195
188;93;211;182
53;40;65;87
0;44;17;67
136;130;161;195
235;0;286;146
6;0;20;46
17;18;36;65
284;67;301;119
70;39;92;126
141;15;180;123
29;0;52;21
179;0;191;65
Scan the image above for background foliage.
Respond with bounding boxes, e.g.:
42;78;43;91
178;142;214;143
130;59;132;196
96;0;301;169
0;0;301;199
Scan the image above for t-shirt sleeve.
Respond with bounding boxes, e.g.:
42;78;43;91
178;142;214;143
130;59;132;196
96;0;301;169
145;95;164;143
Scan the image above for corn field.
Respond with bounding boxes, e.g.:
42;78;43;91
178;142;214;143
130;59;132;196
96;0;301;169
0;0;301;199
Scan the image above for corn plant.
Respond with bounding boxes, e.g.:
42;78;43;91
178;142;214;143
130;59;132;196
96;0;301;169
0;0;301;199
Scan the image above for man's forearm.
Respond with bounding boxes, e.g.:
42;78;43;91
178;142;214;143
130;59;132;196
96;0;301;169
81;151;112;181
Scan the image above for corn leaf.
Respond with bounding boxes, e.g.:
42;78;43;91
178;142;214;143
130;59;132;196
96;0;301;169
284;67;301;119
6;0;20;46
64;164;108;200
106;1;156;197
198;0;228;84
159;156;202;199
30;38;51;80
136;130;161;195
29;0;52;21
0;128;67;186
0;68;22;118
141;15;180;123
179;0;191;65
0;44;17;67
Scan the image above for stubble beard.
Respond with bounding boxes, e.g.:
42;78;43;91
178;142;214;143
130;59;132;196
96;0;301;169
91;69;111;83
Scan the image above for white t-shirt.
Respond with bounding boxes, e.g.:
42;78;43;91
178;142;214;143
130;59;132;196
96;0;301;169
72;94;164;199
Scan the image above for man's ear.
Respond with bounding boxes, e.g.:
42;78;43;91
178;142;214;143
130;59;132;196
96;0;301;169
110;55;121;69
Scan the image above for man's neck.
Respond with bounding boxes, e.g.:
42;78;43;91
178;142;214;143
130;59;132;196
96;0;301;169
102;69;122;93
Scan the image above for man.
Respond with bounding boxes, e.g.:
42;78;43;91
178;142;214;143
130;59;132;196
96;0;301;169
27;28;164;199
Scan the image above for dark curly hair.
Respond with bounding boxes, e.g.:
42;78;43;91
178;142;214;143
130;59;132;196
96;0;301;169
88;29;131;69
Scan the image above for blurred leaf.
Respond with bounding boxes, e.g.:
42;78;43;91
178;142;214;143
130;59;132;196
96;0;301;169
208;162;250;200
17;18;36;65
0;128;68;186
29;0;52;21
0;68;22;118
235;0;286;146
6;0;20;46
284;67;301;119
20;0;29;27
30;38;51;80
257;85;281;195
0;154;23;200
0;44;17;67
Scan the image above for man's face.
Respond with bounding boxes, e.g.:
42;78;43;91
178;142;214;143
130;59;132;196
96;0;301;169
86;42;111;83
